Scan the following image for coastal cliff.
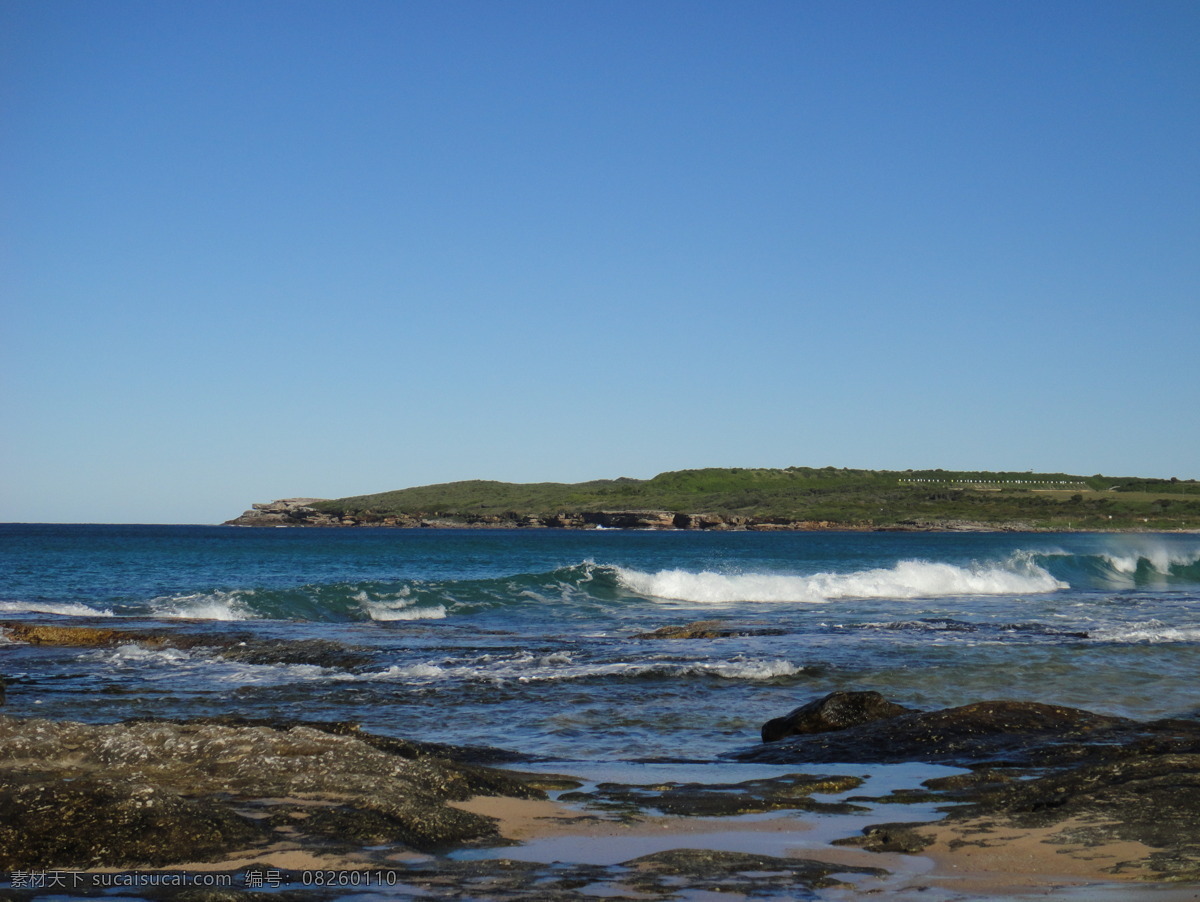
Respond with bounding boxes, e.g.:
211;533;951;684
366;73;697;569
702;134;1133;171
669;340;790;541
223;467;1200;531
224;499;864;531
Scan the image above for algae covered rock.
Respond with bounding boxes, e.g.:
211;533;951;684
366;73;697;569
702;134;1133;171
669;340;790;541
743;697;1139;765
0;714;544;868
761;690;914;742
0;775;265;869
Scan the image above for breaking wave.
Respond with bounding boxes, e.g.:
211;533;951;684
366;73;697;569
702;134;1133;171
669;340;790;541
613;557;1067;604
148;591;256;621
12;542;1196;625
0;600;113;617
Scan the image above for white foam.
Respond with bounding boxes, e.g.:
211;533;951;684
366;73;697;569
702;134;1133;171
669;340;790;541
95;643;333;684
1100;545;1200;576
361;599;447;621
368;605;447;621
106;642;190;665
614;557;1066;604
148;591;254;620
1091;622;1200;644
0;600;113;617
347;653;804;684
693;659;805;679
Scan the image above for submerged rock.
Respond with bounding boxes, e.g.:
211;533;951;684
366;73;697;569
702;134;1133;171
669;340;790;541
833;822;936;854
1;622;184;649
761;690;915;742
559;772;866;817
216;638;373;670
0;621;374;671
0;715;545;869
623;849;884;897
633;619;787;640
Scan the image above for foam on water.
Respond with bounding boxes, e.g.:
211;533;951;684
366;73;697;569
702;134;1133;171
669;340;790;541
364;604;447;621
147;591;255;620
0;599;113;617
1098;541;1200;575
357;590;448;621
98;643;333;685
614;556;1066;604
1090;622;1200;644
347;652;806;685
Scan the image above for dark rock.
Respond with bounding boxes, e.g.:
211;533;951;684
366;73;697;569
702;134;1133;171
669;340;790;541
921;767;1015;793
761;690;916;742
0;622;184;648
633;619;788;640
0;775;265;869
741;698;1142;766
911;752;1200;880
559;772;866;818
167;716;534;766
622;849;885;897
959;753;1200;847
1;622;374;672
745;696;1200;882
832;822;935;853
217;638;373;670
0;714;547;868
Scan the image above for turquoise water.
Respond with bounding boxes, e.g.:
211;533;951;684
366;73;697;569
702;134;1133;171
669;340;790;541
2;525;1199;761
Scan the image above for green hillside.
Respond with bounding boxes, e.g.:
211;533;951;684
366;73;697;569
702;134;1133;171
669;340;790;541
311;467;1200;531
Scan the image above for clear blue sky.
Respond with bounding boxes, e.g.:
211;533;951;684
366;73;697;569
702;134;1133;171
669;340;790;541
2;0;1197;524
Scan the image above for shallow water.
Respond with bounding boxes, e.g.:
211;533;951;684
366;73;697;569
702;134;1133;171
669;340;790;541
3;526;1199;760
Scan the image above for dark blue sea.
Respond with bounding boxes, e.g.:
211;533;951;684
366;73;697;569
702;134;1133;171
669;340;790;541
4;525;1199;762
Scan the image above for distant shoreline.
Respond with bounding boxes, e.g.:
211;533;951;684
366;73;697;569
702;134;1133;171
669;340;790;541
222;508;1200;535
223;467;1200;533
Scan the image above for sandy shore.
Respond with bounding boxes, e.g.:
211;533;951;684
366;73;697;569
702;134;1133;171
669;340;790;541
449;793;1200;900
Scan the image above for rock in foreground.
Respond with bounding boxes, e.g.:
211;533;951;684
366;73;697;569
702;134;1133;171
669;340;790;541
750;691;1200;881
761;689;915;742
0;715;543;869
741;694;1167;766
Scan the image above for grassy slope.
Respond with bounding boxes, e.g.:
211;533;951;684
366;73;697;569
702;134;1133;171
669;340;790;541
312;468;1200;530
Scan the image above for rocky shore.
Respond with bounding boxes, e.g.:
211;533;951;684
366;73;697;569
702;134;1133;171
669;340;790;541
223;498;1014;532
4;621;1199;897
744;690;1200;882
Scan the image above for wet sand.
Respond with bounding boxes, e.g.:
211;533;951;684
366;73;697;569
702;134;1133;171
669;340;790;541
450;792;1200;900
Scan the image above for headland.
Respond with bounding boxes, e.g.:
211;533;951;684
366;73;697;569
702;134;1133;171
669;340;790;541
225;466;1200;531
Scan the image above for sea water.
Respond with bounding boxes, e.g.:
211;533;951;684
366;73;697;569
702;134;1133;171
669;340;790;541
3;525;1198;762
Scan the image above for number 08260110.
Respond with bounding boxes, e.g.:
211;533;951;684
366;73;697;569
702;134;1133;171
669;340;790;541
301;870;400;887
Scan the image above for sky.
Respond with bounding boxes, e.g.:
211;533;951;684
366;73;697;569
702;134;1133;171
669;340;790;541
2;0;1198;524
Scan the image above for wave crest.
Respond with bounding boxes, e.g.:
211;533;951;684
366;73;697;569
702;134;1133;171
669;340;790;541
614;557;1066;603
0;600;113;618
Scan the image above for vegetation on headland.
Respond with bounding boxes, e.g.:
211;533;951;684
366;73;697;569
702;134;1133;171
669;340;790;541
276;467;1200;531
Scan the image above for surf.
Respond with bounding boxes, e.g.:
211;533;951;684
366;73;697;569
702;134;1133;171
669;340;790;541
612;556;1067;604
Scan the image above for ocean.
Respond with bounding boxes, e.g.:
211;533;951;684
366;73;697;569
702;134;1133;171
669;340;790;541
3;524;1199;762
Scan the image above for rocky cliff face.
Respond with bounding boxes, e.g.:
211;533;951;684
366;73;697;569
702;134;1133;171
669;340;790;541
225;500;873;531
224;498;332;527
